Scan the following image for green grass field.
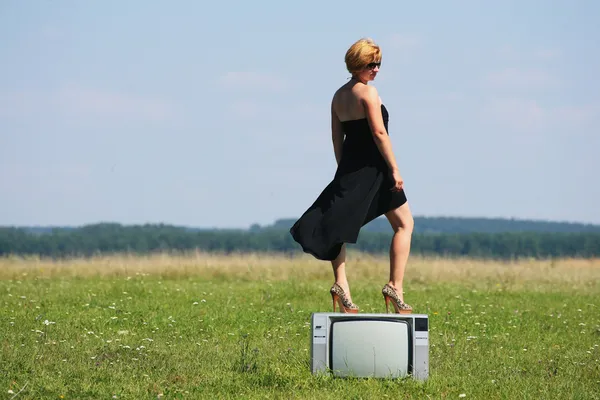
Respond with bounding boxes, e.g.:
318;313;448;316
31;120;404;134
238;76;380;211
1;253;599;399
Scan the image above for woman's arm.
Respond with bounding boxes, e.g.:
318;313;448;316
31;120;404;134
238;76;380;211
362;86;400;173
331;101;344;165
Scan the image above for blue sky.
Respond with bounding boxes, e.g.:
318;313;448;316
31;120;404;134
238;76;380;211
1;1;599;228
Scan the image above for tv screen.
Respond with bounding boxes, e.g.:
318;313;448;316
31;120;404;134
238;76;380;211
330;319;410;378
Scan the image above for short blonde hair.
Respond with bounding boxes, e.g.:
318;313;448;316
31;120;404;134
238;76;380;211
345;38;382;74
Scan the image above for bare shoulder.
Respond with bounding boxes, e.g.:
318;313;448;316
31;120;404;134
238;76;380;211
331;83;350;110
332;82;350;101
357;84;380;106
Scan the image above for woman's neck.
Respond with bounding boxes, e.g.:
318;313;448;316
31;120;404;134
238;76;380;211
350;75;367;85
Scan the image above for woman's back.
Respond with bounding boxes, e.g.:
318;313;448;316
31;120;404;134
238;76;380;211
332;81;378;122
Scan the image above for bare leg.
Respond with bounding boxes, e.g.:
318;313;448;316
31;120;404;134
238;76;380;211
331;244;353;303
384;202;414;302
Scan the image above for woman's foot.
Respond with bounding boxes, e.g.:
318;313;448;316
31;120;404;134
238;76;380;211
382;283;412;314
330;283;359;313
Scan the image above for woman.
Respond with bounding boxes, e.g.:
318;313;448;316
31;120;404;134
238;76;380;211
290;38;414;314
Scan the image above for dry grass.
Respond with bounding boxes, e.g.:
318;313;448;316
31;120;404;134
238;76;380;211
1;251;599;292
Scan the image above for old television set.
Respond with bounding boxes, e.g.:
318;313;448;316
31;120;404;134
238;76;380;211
310;312;429;380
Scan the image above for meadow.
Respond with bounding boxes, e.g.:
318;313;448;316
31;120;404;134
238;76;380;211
1;252;599;399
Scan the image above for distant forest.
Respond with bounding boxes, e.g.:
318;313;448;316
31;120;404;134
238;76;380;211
1;216;599;260
261;216;600;234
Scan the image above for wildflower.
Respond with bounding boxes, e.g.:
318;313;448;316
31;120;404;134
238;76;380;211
459;394;466;398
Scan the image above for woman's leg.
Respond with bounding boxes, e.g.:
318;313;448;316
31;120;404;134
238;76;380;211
331;244;353;302
384;202;414;301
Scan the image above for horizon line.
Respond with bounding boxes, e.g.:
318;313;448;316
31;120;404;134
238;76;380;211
2;214;600;229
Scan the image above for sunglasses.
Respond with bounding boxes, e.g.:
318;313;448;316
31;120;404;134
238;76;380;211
366;62;381;70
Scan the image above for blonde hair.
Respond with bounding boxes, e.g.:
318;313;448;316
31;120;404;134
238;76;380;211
344;38;382;74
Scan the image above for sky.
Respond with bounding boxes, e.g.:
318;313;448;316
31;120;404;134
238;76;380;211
1;1;599;228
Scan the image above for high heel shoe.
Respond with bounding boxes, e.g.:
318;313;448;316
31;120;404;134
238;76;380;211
330;283;359;313
382;284;412;314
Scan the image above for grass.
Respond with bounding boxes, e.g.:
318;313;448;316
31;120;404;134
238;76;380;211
1;252;599;399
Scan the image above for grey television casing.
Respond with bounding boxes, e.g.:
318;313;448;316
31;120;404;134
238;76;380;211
310;312;429;380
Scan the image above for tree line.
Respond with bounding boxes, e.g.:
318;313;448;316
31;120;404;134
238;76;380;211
264;216;600;234
1;223;599;259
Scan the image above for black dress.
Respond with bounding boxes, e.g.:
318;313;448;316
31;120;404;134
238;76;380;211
290;104;407;261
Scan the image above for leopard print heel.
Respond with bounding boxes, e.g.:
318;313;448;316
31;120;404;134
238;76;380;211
330;283;359;313
382;284;412;314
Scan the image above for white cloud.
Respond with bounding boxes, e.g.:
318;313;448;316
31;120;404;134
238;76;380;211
40;25;64;41
534;48;562;60
218;72;291;92
480;98;599;133
56;85;174;120
481;97;546;131
0;85;175;121
386;34;421;51
434;92;465;102
227;100;326;123
553;104;599;126
495;45;562;61
228;100;267;119
495;45;518;60
483;68;559;89
3;163;90;181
